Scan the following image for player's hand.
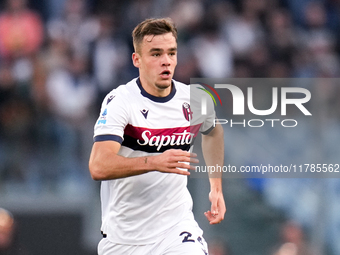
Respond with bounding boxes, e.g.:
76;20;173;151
150;149;198;175
204;189;226;224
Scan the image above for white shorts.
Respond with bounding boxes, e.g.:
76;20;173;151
98;219;209;255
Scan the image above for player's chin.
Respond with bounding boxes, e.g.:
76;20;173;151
155;79;172;89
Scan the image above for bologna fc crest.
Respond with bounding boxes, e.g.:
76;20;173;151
182;102;193;121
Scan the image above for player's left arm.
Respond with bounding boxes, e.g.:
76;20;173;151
201;122;226;225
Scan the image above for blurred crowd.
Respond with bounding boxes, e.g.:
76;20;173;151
1;0;340;254
1;0;340;191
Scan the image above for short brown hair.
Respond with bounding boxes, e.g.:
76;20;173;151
132;18;178;54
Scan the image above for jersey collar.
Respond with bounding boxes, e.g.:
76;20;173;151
136;78;176;103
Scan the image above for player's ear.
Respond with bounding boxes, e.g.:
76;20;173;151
132;52;141;68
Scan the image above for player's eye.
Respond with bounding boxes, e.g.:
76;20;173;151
152;53;160;57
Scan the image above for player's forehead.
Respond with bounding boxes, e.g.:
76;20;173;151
141;32;177;52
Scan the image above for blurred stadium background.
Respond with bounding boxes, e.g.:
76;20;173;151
1;0;340;254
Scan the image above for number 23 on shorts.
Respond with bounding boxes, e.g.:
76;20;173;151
179;231;208;255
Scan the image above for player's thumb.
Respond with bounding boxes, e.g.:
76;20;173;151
210;198;219;216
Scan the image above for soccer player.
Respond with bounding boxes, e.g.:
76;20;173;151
0;208;15;253
89;17;225;255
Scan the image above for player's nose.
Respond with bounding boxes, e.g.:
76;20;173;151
161;54;171;66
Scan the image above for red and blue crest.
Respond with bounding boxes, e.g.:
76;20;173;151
182;102;193;121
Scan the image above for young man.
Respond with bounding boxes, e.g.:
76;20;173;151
89;18;225;255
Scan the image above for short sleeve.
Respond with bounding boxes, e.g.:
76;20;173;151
190;84;216;135
93;90;129;143
199;93;216;135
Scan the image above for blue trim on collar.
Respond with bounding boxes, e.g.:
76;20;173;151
136;78;176;103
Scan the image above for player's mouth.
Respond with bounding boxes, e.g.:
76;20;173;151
160;70;171;79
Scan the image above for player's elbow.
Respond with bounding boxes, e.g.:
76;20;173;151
89;160;105;181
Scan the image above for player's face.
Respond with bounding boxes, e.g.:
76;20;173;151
132;32;177;97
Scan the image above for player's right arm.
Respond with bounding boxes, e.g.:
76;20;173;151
89;141;197;180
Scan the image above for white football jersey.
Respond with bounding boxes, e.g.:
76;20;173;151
93;78;215;245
